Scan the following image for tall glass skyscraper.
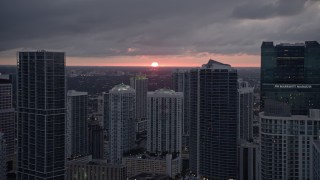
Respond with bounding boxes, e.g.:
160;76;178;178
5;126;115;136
261;41;320;115
66;90;88;158
130;75;148;133
0;78;15;158
189;60;238;179
172;69;191;149
260;41;320;180
0;132;6;180
130;75;148;120
17;51;66;179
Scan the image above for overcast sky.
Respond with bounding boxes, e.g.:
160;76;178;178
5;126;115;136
0;0;319;67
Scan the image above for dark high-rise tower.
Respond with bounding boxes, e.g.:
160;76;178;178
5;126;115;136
172;69;190;149
130;75;148;119
0;78;15;158
17;51;66;179
261;41;320;115
189;60;238;179
66;90;88;158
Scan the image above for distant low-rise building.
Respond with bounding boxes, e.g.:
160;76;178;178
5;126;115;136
123;153;181;178
66;155;127;180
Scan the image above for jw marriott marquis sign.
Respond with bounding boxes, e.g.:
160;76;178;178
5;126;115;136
274;84;313;89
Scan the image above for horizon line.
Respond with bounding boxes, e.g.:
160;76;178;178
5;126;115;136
0;64;261;68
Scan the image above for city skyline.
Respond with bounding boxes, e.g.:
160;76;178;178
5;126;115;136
1;0;320;67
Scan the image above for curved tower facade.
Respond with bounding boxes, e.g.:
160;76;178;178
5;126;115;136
108;83;136;164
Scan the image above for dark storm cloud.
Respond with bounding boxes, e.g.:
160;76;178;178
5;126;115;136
0;0;319;58
232;0;307;19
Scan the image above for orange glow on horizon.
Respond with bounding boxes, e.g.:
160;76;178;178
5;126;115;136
0;53;261;67
66;53;260;67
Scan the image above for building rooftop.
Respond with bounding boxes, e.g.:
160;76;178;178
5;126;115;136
154;89;175;94
110;83;135;93
201;59;232;70
128;173;170;180
134;74;148;80
262;41;319;48
277;43;305;47
147;89;183;97
67;90;88;96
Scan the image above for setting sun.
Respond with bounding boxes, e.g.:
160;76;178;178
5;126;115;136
151;62;159;67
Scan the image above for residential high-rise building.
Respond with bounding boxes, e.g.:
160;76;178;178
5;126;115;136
189;60;238;179
108;83;136;164
261;41;320;115
17;51;66;179
238;79;254;141
0;132;6;180
0;78;15;157
66;90;88;158
147;89;183;153
130;75;148;119
172;69;190;149
260;109;320;180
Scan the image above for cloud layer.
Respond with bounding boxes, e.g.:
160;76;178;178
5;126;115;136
0;0;319;65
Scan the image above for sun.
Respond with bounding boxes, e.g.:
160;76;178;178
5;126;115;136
151;62;159;67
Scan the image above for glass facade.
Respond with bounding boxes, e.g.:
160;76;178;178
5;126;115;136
189;60;238;179
261;41;320;115
0;81;15;157
172;69;191;149
17;51;65;180
66;91;88;158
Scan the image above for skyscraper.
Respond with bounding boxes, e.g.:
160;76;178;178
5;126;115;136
238;79;254;141
147;89;183;153
66;90;88;158
0;132;6;180
172;69;190;149
189;60;238;179
238;140;259;180
108;83;136;164
260;41;320;180
88;117;104;159
261;41;320;115
130;75;148;133
130;75;148;119
17;51;66;179
0;78;15;158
